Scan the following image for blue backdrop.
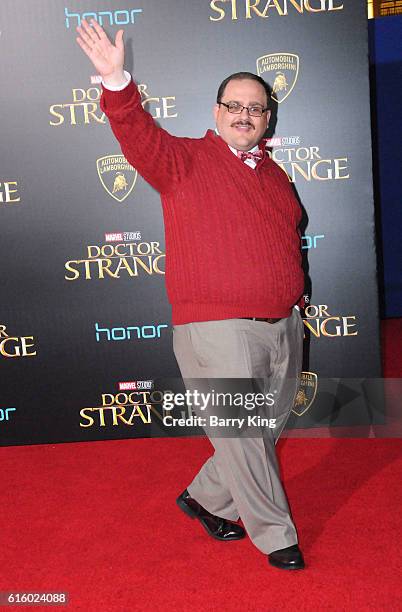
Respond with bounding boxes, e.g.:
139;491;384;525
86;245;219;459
369;16;402;318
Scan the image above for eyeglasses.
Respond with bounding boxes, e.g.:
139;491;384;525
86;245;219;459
219;101;268;117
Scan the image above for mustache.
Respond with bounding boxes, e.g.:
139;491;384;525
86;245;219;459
231;120;254;129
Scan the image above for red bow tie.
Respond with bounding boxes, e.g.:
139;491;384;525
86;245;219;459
237;149;264;163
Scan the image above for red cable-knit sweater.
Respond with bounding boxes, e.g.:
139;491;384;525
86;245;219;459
100;80;304;325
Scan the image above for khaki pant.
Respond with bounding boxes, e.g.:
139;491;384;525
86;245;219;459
172;307;304;555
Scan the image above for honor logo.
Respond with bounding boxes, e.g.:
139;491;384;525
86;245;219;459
95;322;168;342
64;7;143;28
301;234;325;249
0;408;17;422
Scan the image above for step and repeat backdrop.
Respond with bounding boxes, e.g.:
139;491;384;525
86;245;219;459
1;0;382;446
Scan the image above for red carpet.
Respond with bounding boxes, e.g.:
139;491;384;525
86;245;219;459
1;320;402;611
381;318;402;377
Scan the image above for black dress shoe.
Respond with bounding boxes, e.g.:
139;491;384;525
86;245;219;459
176;489;245;541
268;544;305;570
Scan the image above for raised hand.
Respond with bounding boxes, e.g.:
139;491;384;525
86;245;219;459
76;19;125;87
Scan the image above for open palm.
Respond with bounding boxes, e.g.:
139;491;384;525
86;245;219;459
76;19;124;81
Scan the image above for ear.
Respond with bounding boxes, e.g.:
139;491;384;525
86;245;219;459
213;103;220;122
266;110;271;128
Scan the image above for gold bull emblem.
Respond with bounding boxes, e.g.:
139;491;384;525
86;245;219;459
112;172;128;193
273;72;288;94
294;389;308;408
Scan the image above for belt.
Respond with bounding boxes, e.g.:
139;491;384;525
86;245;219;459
242;317;283;324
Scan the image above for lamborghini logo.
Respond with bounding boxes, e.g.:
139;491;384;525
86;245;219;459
96;155;138;202
256;53;300;103
292;371;317;416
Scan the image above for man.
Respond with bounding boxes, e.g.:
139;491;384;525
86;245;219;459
76;19;305;570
